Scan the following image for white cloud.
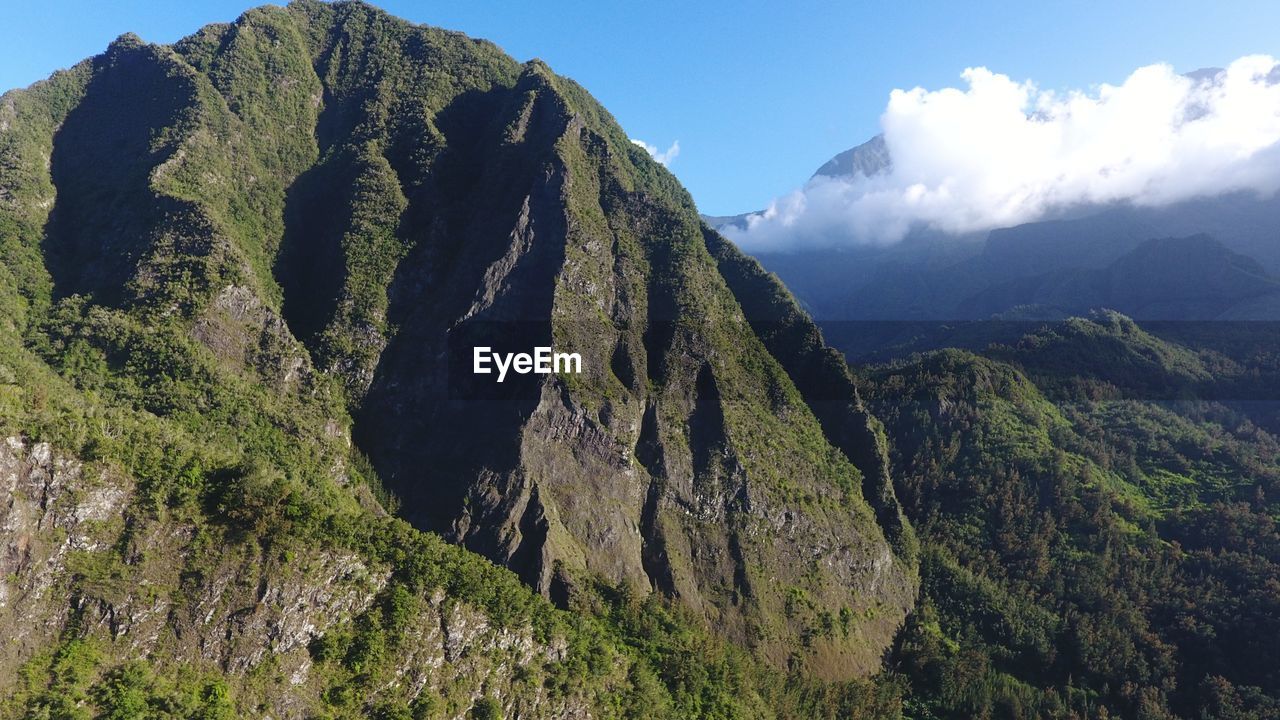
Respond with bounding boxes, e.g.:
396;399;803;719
631;138;680;166
728;55;1280;252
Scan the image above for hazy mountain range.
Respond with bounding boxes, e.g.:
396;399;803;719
709;76;1280;341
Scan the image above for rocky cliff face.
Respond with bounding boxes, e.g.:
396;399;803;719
0;435;612;719
0;0;916;713
0;436;129;674
281;6;915;670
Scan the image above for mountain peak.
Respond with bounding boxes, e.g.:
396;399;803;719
108;32;147;51
811;133;891;180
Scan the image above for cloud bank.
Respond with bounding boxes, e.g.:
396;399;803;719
729;55;1280;252
631;138;680;166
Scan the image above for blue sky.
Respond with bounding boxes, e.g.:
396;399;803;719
3;1;1280;216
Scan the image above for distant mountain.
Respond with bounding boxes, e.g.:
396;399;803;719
704;134;892;232
810;232;1280;361
710;71;1280;343
754;192;1280;332
811;134;891;179
961;234;1280;320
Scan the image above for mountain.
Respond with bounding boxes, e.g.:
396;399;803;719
740;194;1280;360
703;134;891;233
959;234;1280;321
739;190;1280;325
812;134;891;180
804;231;1280;363
5;4;1280;718
0;1;916;716
711;118;1280;349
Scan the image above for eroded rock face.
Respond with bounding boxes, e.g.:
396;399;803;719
194;284;311;390
0;436;599;718
0;436;126;673
385;590;594;720
335;63;917;674
0;436;386;712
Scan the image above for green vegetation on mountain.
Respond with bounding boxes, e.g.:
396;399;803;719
863;313;1280;719
0;1;916;717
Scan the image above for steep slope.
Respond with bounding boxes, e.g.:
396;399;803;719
260;2;913;674
0;0;915;713
0;16;659;717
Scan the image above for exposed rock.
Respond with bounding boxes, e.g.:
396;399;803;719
0;436;127;675
193;284;312;390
